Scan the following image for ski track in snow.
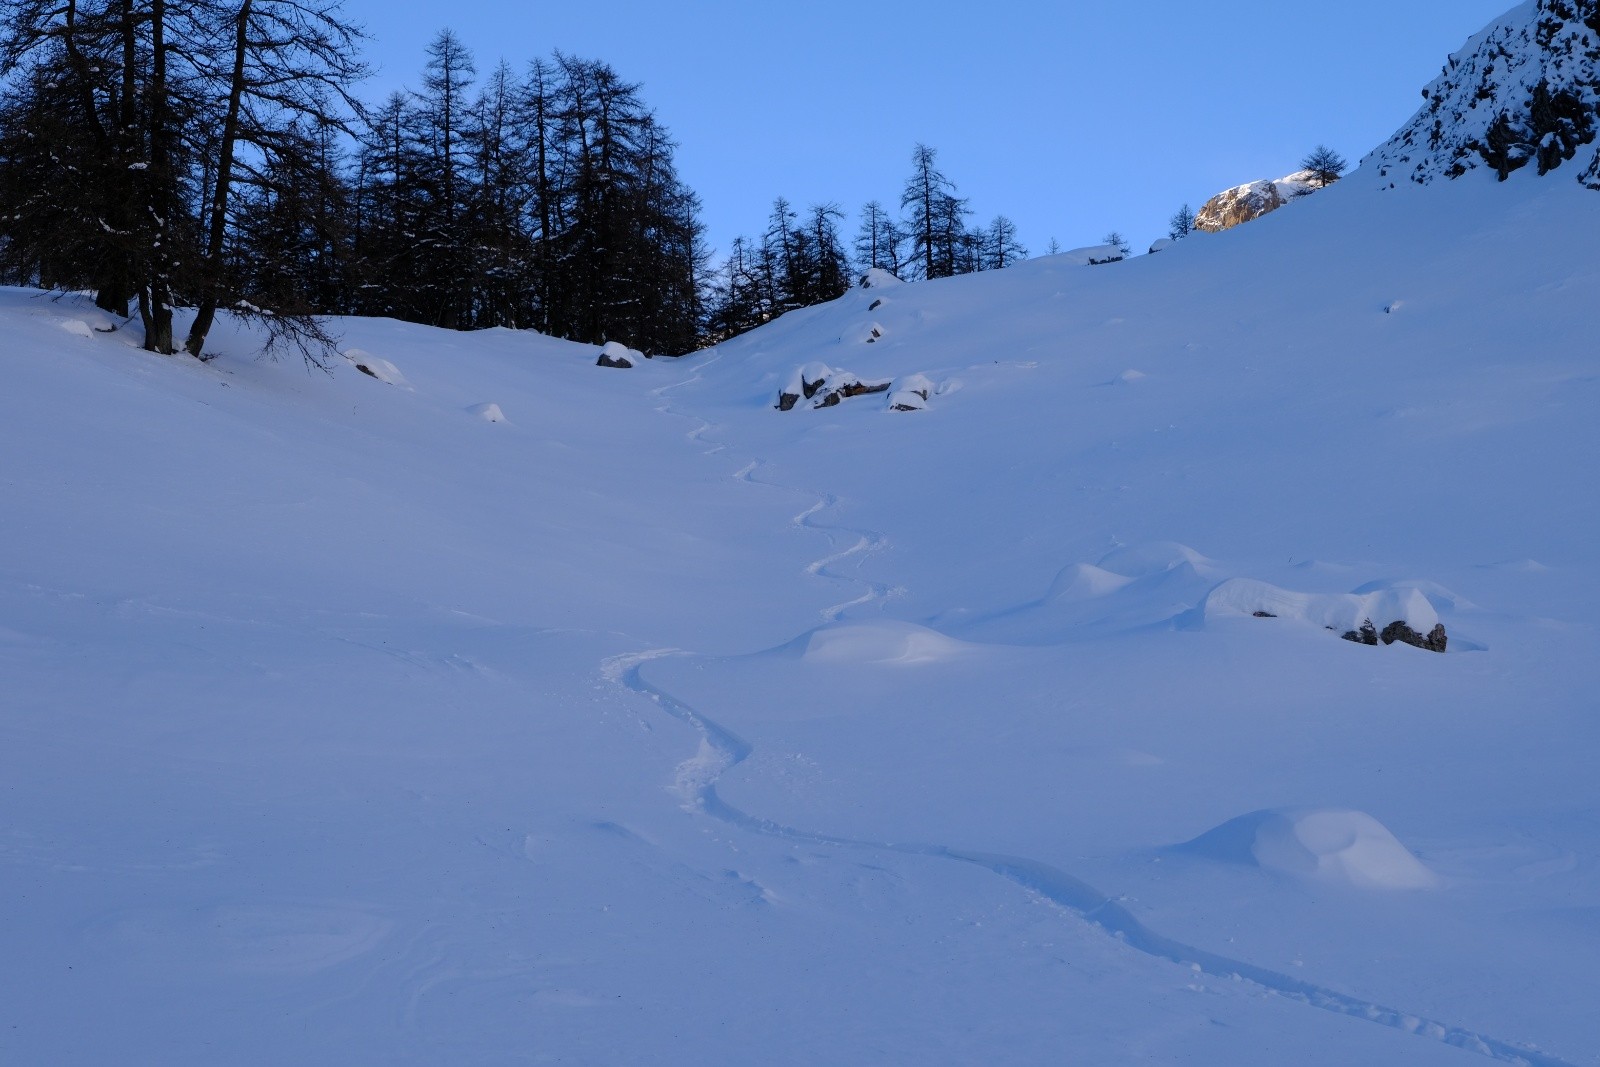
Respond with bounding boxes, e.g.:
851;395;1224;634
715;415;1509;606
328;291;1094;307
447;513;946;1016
620;363;1578;1067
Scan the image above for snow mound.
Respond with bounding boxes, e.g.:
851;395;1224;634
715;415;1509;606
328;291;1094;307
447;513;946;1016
1204;578;1440;635
1045;563;1135;602
598;341;647;368
801;621;969;666
58;318;95;340
1180;808;1438;890
858;268;903;289
1096;541;1216;579
344;350;409;387
1351;578;1475;613
467;403;507;424
886;390;926;412
843;322;885;344
1052;243;1125;266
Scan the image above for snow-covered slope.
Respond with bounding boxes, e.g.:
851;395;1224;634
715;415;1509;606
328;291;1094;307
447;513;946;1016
1367;0;1600;187
5;85;1600;1067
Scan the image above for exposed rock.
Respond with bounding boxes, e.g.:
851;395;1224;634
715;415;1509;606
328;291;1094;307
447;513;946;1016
1381;620;1449;653
355;363;378;378
1341;619;1380;646
1365;0;1600;189
1339;617;1448;652
778;363;892;411
1194;171;1319;233
1251;610;1277;618
869;299;883;311
815;378;891;407
801;365;829;399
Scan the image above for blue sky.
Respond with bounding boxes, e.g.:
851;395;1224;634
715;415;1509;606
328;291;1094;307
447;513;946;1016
339;1;1514;261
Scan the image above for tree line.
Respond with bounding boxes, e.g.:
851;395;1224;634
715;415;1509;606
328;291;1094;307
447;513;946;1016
704;144;1028;343
0;2;1333;360
0;6;706;359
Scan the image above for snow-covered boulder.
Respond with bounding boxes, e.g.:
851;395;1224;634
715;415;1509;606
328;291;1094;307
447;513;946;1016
1366;0;1600;188
778;363;891;410
1204;578;1447;651
1147;238;1176;254
597;341;641;369
344;349;409;386
1193;170;1319;233
887;391;926;412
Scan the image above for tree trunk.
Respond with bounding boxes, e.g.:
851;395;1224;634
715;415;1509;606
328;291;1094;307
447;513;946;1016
184;0;252;359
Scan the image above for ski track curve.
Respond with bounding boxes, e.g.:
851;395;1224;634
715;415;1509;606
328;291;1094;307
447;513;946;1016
619;360;1578;1067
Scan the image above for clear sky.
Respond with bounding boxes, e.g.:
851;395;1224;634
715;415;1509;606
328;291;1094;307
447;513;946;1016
337;1;1514;262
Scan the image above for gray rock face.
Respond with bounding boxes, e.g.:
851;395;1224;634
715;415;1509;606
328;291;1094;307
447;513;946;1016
1365;0;1600;188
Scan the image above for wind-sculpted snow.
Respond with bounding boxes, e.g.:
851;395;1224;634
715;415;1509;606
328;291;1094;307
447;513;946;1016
1179;809;1440;890
5;145;1600;1064
618;642;1570;1065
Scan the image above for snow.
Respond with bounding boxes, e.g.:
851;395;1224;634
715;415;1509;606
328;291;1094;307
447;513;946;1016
1203;577;1441;635
342;348;409;386
1180;809;1439;890
3;160;1600;1065
1050;242;1127;265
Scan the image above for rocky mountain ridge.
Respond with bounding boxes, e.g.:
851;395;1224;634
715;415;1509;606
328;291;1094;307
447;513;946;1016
1364;0;1600;188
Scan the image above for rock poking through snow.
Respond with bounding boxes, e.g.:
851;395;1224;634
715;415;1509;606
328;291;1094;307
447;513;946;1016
344;350;409;387
1365;0;1600;188
1206;577;1448;652
597;341;639;369
777;363;891;410
1194;171;1320;233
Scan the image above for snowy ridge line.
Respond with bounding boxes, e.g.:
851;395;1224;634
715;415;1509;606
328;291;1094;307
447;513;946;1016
608;658;1577;1067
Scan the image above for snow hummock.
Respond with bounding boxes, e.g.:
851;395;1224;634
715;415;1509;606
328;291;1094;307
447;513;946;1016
1050;243;1126;265
343;349;409;386
466;402;507;423
1204;578;1441;636
801;620;970;666
1180;808;1439;890
858;267;904;290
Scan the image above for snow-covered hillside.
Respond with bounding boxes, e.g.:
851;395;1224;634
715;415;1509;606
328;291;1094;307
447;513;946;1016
6;23;1600;1067
5;165;1597;1066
